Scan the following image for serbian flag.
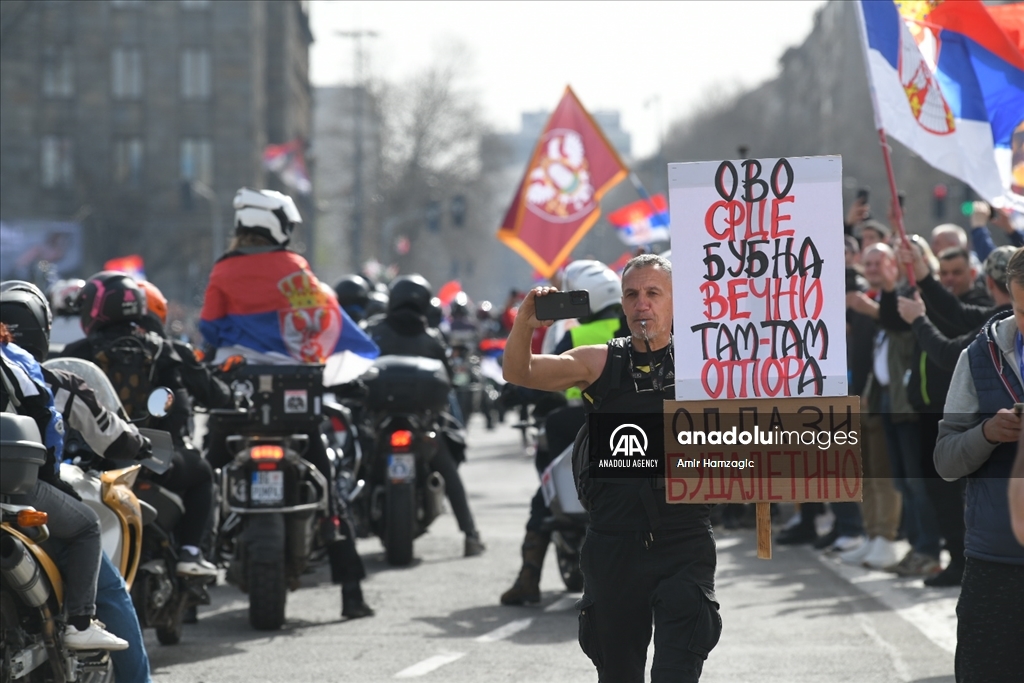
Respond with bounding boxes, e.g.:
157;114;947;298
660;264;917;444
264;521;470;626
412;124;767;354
263;140;312;195
856;1;1024;212
104;254;145;281
607;195;670;246
497;86;628;278
200;250;378;384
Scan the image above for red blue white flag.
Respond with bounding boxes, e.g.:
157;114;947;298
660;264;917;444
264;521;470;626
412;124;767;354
607;194;670;246
856;0;1024;211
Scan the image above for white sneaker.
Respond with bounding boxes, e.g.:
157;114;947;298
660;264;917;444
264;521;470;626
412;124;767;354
863;537;899;570
781;512;803;530
840;536;875;564
831;535;865;553
64;621;129;651
176;548;218;577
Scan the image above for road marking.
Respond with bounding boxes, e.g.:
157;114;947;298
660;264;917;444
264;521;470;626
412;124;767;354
819;554;957;654
474;618;534;643
394;652;465;678
854;613;912;682
544;595;580;612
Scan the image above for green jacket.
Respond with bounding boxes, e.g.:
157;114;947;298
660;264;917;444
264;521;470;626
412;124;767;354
864;328;917;422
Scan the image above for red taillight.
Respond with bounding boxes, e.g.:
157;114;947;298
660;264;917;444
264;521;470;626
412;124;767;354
330;416;346;433
256;462;278;471
390;430;413;450
250;445;284;461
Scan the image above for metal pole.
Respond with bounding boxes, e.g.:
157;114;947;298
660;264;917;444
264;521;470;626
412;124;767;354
337;30;378;273
191;180;221;264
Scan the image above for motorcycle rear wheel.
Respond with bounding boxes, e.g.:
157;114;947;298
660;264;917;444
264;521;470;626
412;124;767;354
556;546;584;592
384;482;416;566
248;560;287;630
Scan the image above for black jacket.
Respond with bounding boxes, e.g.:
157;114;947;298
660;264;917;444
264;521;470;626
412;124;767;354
364;309;451;377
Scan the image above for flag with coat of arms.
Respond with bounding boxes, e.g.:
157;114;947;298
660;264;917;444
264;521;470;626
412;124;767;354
497;87;629;279
855;0;1024;212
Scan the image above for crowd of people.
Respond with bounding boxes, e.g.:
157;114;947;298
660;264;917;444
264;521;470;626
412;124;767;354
3;183;1023;683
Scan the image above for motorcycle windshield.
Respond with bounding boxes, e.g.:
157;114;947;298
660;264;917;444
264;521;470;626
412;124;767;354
42;357;128;420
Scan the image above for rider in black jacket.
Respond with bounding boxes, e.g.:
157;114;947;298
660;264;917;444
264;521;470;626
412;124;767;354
364;275;485;556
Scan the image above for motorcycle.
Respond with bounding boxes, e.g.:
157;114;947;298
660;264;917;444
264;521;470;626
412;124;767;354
1;416;135;683
209;363;331;630
539;444;588;592
359;356;453;566
42;357;209;647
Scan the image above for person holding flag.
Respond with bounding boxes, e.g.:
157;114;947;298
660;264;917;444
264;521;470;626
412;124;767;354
200;188;379;619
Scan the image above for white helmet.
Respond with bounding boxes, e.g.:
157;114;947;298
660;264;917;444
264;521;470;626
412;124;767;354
233;188;302;245
48;278;85;316
563;260;621;314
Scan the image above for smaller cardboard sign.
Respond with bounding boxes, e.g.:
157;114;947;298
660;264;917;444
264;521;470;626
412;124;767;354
662;396;862;504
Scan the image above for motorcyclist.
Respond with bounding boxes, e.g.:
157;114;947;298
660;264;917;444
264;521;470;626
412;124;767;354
200;187;376;619
1;281;154;681
364;275;486;556
60;271;218;578
334;274;373;324
500;260;626;605
1;323;130;652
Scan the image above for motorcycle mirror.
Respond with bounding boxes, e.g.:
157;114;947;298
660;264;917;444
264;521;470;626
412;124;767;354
147;387;174;418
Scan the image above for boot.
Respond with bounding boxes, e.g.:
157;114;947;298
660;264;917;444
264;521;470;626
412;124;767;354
500;531;550;606
341;581;375;620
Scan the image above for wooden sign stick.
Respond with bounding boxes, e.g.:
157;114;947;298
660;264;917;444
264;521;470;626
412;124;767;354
756;502;772;559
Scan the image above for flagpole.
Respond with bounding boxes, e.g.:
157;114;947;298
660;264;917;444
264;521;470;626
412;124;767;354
854;1;916;287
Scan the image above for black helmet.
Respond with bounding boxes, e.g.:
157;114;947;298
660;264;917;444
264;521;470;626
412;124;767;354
334;274;371;320
78;271;146;335
0;281;52;362
426;297;443;328
387;274;432;316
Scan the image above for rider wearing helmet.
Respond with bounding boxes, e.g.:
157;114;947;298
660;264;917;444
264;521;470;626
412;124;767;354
500;260;626;606
364;275;486;557
200;188;377;619
61;271;218;579
334;274;372;323
1;282;155;680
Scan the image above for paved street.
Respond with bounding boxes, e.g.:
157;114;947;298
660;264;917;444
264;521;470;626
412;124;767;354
147;419;957;683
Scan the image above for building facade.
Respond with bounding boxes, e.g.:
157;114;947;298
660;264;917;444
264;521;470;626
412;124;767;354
0;0;313;304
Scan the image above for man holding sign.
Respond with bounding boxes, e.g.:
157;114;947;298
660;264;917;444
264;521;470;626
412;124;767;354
503;253;720;683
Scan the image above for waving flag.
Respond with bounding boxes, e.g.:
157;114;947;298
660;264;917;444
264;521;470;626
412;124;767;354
497;87;628;278
856;1;1024;212
607;194;670;246
200;250;378;384
263;140;312;195
103;254;145;281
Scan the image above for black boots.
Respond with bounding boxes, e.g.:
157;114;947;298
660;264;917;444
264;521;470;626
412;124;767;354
500;531;550;605
341;581;375;620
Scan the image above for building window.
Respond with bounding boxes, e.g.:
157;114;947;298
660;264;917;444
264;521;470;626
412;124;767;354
42;47;74;97
113;138;144;187
181;0;210;9
181;49;210;100
111;48;142;99
41;136;73;188
180;138;212;186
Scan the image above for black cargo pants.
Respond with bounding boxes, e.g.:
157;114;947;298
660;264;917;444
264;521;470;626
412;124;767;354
577;526;721;683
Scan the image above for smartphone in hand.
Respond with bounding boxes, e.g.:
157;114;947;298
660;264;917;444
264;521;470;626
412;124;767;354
534;290;591;321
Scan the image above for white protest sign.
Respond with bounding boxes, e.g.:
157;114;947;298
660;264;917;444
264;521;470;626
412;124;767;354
667;156;848;401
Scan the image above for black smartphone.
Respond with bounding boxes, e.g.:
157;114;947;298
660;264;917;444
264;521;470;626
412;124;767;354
535;290;591;321
856;188;869;203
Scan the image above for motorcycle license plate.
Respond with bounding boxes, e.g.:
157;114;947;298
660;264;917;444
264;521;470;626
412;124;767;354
388;454;415;483
251;471;284;504
453;371;470;387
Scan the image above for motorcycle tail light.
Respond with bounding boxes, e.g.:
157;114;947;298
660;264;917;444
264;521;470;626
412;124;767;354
250;445;284;460
17;510;48;527
256;462;278;471
390;430;413;451
330;416;347;433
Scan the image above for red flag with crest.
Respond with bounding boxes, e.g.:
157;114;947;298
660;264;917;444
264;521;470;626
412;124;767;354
497;87;628;278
